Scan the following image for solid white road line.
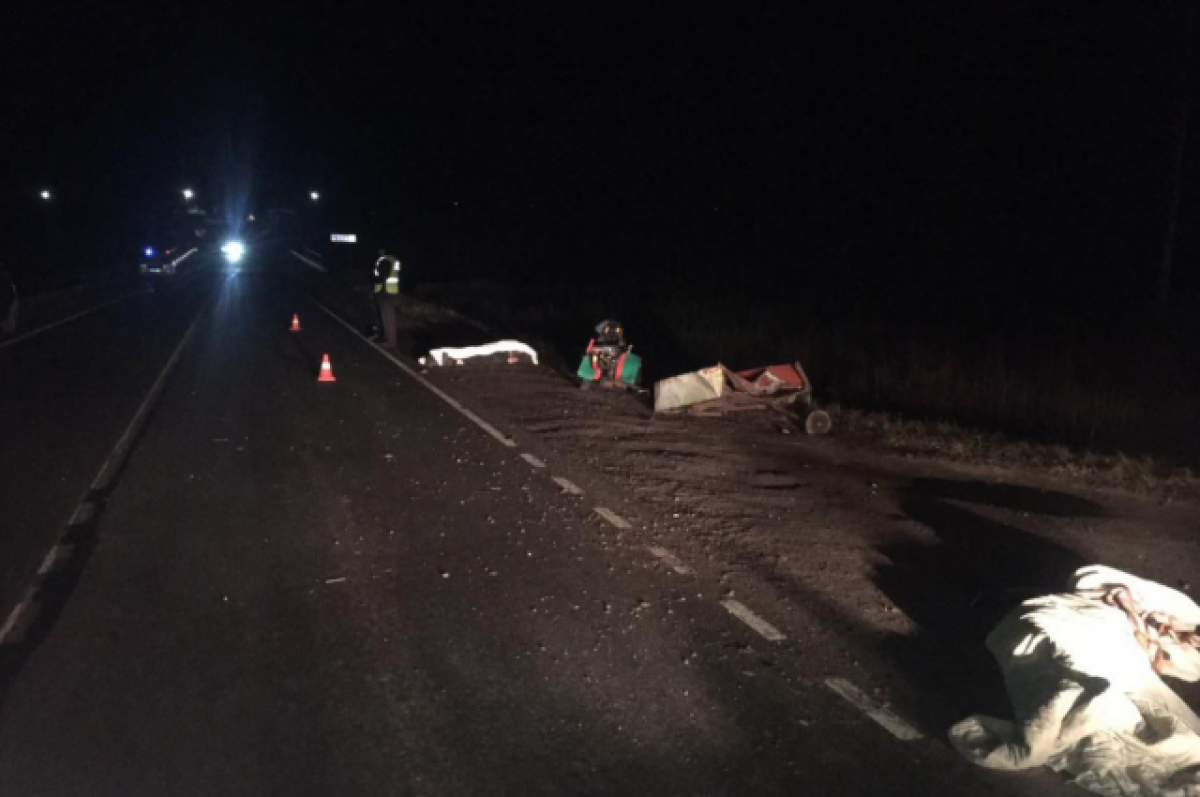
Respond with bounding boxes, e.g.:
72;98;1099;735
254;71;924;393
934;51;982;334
552;477;584;496
0;605;27;644
0;290;212;648
721;599;787;642
593;507;632;529
521;452;546;468
825;678;924;741
0;589;35;645
317;302;518;448
68;502;97;526
91;308;207;491
37;544;73;576
0;290;143;351
647;546;693;575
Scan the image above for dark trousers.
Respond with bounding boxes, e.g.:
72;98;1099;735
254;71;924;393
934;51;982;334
374;294;401;347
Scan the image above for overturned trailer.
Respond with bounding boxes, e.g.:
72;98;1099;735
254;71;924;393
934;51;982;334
653;361;832;434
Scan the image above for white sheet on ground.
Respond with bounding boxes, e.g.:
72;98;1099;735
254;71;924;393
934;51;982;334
950;565;1200;796
428;340;538;366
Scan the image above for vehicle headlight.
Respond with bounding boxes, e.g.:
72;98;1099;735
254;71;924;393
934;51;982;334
221;240;246;264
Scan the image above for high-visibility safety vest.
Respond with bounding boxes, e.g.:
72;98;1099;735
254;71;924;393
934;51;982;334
374;256;401;295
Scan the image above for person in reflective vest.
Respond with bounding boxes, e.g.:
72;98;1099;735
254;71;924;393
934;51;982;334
373;250;402;347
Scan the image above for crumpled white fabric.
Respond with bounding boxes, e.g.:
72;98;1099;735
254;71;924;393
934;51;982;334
427;340;539;366
950;565;1200;796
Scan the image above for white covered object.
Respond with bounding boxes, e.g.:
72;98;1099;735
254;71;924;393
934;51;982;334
428;340;538;366
950;565;1200;796
653;366;725;412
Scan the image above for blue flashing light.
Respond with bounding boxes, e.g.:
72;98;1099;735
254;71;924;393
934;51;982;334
145;247;155;257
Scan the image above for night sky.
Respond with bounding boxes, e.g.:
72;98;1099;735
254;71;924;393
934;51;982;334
1;3;1196;309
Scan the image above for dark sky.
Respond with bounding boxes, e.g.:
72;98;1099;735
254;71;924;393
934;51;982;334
1;3;1195;306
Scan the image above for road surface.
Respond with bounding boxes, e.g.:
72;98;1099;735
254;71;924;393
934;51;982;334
0;254;1068;795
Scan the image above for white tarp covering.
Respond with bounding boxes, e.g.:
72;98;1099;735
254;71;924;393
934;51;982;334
951;565;1200;796
426;340;538;366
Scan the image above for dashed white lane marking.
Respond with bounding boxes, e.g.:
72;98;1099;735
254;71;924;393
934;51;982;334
552;477;584;496
318;303;518;448
721;599;786;642
825;678;924;741
521;453;546;469
325;577;347;584
593;507;632;529
647;546;693;575
0;290;143;351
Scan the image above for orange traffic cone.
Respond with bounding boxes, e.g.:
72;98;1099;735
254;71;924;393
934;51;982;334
318;354;337;382
290;313;302;332
506;351;519;364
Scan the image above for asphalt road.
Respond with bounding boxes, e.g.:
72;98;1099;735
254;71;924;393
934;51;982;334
0;254;1064;795
0;269;215;625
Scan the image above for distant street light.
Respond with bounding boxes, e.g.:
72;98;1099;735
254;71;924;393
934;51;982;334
182;188;194;201
310;191;320;201
40;189;52;201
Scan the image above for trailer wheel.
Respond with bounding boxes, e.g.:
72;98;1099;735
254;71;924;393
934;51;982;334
805;410;832;435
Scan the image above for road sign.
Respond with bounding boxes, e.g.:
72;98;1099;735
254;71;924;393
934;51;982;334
331;234;358;244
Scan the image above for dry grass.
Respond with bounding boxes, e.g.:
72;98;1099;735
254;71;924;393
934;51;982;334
412;278;1200;495
832;405;1199;500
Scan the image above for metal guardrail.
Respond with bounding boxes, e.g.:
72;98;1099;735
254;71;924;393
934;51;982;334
169;247;199;269
0;246;202;341
289;249;327;273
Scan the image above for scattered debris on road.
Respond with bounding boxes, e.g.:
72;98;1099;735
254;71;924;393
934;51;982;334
951;565;1200;796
